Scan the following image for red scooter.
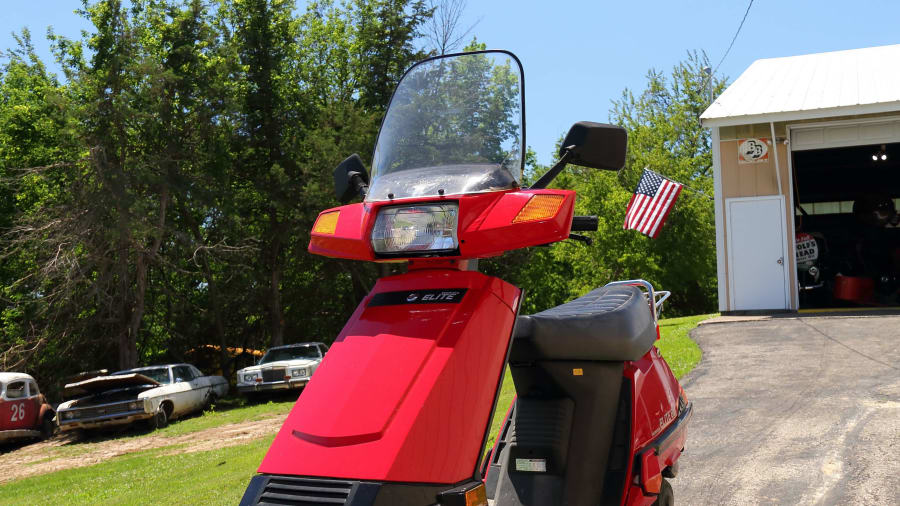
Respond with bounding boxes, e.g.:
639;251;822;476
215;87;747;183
240;50;691;506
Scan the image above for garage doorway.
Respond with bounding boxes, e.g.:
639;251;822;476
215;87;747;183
790;121;900;309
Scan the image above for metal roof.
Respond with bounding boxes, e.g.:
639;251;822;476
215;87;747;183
0;372;34;383
701;44;900;127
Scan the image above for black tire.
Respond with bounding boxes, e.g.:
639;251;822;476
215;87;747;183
147;403;169;430
203;391;217;411
653;479;674;506
40;413;56;439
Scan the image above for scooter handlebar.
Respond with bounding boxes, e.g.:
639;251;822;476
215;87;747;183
571;215;599;232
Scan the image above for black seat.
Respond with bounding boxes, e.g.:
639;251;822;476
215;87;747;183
513;285;656;361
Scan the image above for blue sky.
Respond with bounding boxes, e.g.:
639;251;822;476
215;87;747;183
3;1;900;165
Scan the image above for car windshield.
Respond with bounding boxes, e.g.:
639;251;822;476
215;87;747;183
259;346;319;364
112;367;171;384
367;51;524;201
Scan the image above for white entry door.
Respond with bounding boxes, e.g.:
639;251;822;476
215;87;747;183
726;196;789;310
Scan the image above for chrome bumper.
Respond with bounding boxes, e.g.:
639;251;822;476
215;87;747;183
57;408;153;431
0;429;41;442
237;378;309;393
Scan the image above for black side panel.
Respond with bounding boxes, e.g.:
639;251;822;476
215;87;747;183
600;379;632;503
507;398;574;475
489;361;625;506
372;483;452;506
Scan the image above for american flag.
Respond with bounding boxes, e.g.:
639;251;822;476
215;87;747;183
623;169;683;239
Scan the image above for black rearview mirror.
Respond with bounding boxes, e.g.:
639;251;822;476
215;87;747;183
560;122;627;171
333;154;370;203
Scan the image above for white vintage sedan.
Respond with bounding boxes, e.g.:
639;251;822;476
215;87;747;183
56;363;228;432
236;342;327;395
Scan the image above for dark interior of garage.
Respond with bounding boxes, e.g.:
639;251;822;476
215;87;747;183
792;142;900;308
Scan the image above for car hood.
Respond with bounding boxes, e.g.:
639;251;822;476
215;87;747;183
63;373;160;399
238;359;317;373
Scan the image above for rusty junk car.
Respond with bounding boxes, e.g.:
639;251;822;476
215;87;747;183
56;364;228;433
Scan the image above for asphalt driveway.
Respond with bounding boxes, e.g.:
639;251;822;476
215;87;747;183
673;315;899;505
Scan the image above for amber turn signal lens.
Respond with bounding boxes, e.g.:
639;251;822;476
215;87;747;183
464;484;487;506
312;211;340;234
512;194;564;223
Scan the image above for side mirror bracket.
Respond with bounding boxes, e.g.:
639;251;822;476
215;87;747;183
530;147;574;190
334;154;370;203
530;122;627;189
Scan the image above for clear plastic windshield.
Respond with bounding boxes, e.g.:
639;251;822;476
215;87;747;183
367;51;524;202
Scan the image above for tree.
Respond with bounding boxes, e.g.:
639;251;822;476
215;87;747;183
423;0;478;55
560;51;727;315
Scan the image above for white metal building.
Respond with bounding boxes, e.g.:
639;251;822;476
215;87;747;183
701;44;900;312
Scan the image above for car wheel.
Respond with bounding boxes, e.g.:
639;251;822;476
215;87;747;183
40;413;56;439
203;391;217;411
147;404;168;430
652;479;674;506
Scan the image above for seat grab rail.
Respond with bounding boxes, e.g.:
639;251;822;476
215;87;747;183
603;279;670;323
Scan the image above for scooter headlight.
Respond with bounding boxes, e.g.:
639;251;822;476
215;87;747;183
371;203;459;255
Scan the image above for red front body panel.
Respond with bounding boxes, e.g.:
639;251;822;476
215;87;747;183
258;269;520;484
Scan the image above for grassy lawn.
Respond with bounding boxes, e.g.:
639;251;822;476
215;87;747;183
156;398;295;437
6;398;296;465
655;313;715;379
482;312;713;455
2;437;273;505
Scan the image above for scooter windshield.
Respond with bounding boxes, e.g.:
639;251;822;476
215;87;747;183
367;51;524;202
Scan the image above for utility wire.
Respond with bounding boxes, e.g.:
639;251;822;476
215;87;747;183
713;0;754;75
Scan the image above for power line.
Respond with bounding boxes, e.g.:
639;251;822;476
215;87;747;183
713;0;754;75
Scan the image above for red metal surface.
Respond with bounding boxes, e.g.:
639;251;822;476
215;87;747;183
0;396;38;431
622;344;684;505
308;189;575;261
258;269;520;483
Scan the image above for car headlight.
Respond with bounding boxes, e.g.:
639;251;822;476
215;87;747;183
129;401;139;410
371;203;458;254
62;411;73;420
291;368;308;378
243;373;257;383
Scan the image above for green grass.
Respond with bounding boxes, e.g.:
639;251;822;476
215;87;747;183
655;313;715;379
156;398;295;437
1;437;274;505
482;313;713;456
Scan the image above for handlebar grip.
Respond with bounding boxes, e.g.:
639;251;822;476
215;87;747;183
571;215;599;232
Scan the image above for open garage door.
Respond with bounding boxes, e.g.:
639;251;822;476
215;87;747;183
790;120;900;308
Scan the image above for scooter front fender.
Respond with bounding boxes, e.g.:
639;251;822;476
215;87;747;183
257;269;520;484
